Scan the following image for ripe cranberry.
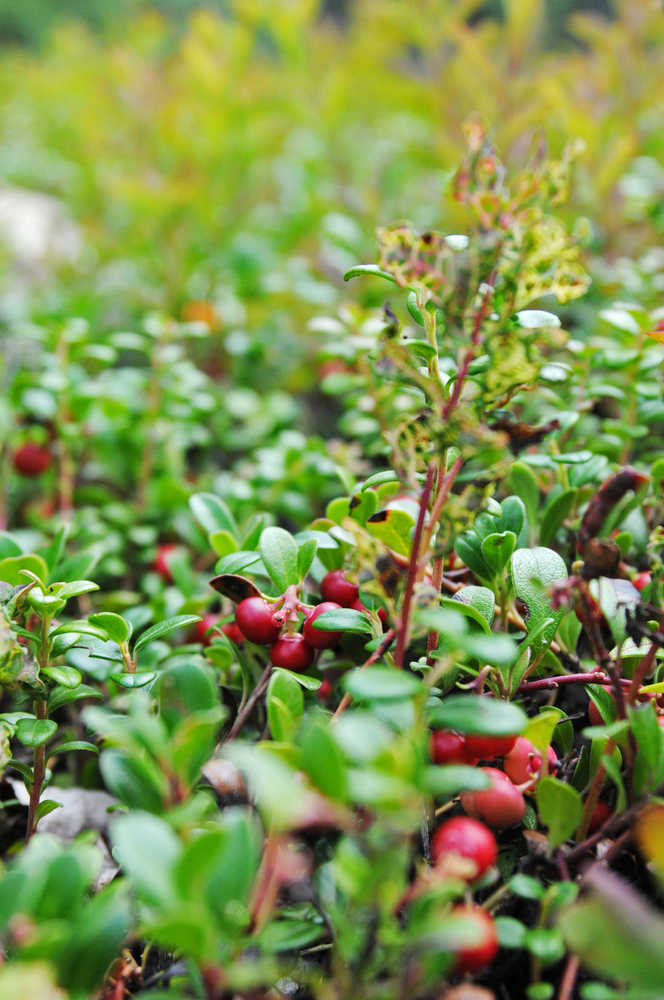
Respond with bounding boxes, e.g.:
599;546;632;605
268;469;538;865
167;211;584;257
633;572;652;592
320;570;359;608
270;633;315;673
302;601;343;649
588;800;613;834
235;597;281;645
432;817;497;881
317;678;333;700
153;543;179;582
430;730;478;766
191;613;221;646
504;737;543;784
464;733;518;760
13;442;52;477
450;904;499;974
222;622;245;644
460;767;526;829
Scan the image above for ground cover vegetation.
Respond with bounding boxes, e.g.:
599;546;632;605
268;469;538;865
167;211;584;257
2;2;664;999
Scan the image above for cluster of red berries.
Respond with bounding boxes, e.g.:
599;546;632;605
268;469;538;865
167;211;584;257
430;816;499;972
431;727;558;829
229;570;361;672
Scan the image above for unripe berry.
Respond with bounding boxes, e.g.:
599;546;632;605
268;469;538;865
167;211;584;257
235;597;281;645
460;767;525;829
464;733;518;761
154;543;179;583
450;904;499;974
270;633;315;672
430;730;478;766
13;442;53;477
302;601;343;649
432;816;497;881
320;570;359;608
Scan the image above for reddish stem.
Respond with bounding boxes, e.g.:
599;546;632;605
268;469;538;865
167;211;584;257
517;671;632;694
393;465;436;668
332;628;396;720
442;269;497;420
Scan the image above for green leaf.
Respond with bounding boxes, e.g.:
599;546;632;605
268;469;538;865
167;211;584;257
297;537;318;579
313;607;373;634
33;799;63;823
427;695;526;736
525;927;565;965
510;547;567;650
342;667;423;701
300;720;347;800
57;580;100;600
42;665;82;688
449;585;495;629
110;671;157;688
509;874;545;899
508;463;539;543
134;615;201;653
209;530;238;557
540;489;577;546
481;530;516;576
0;554;48;586
50;740;98;755
259;527;299;592
15;717;57;748
156;661;221;733
189;492;237;537
111;812;180;906
343;263;399;284
496;915;527;948
424;764;491;798
537;776;582;848
89;613;132;645
366;508;414;557
101;749;167;813
267;669;303;742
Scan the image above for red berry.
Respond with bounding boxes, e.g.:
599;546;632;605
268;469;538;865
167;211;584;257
222;622;245;644
634;572;652;592
464;733;518;760
13;442;52;477
270;633;315;672
235;597;281;645
302;602;343;649
154;543;179;582
191;613;221;646
588;800;613;834
450;904;499;974
504;737;543;784
430;730;478;766
317;678;333;700
320;570;359;608
460;767;526;829
432;816;497;881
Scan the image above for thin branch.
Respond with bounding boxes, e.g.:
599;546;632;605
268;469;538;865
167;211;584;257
393;465;436;668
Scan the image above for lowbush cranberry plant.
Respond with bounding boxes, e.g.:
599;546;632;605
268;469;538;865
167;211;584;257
2;128;664;1000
